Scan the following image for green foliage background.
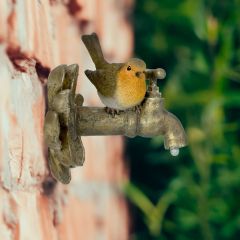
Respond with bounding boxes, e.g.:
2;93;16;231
125;0;240;239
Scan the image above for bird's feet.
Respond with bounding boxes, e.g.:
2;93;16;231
134;104;142;114
105;107;121;118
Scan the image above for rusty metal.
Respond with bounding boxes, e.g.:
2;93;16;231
44;64;187;184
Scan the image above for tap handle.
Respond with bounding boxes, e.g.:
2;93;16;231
145;68;166;86
144;68;166;80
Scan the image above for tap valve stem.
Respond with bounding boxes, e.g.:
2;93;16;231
144;68;166;96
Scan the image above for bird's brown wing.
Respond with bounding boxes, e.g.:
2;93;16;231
85;69;116;97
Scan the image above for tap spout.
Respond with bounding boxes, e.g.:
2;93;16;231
156;110;187;151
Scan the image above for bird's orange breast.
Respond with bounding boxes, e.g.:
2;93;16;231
116;71;146;109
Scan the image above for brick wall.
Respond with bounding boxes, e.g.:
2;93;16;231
0;1;133;239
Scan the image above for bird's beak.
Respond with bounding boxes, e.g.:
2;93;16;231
136;71;143;78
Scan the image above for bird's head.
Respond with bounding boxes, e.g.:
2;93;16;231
120;58;146;80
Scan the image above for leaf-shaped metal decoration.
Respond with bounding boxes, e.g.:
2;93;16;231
44;64;85;184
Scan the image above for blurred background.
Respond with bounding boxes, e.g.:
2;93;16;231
126;0;240;239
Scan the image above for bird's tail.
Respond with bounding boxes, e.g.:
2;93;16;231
82;33;107;68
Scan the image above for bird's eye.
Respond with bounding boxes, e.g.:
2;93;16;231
127;66;131;71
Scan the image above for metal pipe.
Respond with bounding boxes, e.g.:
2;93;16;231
77;107;137;136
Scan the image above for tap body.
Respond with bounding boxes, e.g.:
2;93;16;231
76;95;187;151
44;64;187;184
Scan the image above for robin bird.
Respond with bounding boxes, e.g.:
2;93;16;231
81;33;146;116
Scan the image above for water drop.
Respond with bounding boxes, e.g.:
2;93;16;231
170;148;179;157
